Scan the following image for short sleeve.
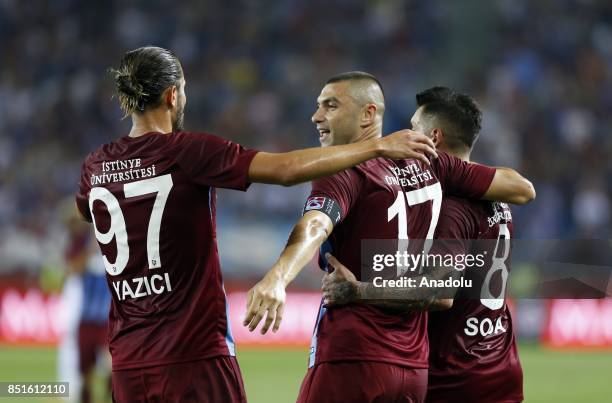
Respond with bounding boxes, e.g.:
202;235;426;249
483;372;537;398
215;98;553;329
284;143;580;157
306;169;362;225
172;132;259;190
432;198;475;254
75;157;93;222
432;151;495;199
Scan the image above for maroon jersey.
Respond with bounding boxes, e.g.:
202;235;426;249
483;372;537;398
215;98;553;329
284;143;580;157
427;198;523;402
304;152;495;369
75;131;258;370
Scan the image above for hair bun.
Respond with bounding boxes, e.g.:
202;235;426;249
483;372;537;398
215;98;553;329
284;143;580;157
109;46;181;117
116;73;142;98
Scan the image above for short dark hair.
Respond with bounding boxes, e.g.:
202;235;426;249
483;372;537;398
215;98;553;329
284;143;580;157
415;86;482;150
109;46;183;117
326;71;385;97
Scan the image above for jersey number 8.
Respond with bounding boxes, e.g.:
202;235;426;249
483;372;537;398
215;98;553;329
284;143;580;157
481;223;510;310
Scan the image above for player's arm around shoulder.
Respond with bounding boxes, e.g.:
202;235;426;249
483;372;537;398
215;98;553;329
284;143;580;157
246;129;437;186
243;210;334;334
322;254;454;314
433;152;535;205
484;167;536;205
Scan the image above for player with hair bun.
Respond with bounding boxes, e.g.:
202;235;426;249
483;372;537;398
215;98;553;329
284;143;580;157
75;46;441;402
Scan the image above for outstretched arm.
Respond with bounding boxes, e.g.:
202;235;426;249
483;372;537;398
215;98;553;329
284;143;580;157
484;167;536;205
248;130;437;186
243;210;333;334
437;153;535;206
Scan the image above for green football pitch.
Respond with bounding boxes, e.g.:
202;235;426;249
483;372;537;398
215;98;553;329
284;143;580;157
0;344;610;402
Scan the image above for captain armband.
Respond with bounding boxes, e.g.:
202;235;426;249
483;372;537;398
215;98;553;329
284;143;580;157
302;196;342;225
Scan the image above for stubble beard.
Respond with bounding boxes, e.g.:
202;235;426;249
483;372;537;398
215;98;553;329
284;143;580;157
172;107;185;132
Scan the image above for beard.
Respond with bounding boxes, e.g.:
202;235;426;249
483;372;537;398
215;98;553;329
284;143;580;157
172;105;185;131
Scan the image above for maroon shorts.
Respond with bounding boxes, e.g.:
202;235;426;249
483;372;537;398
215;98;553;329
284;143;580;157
111;356;246;403
297;361;428;403
78;322;108;374
426;359;523;403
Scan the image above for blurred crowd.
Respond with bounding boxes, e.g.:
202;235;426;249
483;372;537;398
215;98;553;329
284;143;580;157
1;0;610;279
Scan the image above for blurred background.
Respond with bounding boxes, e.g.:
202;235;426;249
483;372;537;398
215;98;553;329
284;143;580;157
0;0;611;402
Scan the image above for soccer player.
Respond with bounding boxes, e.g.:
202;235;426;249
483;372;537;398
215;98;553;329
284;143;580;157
78;251;112;403
321;87;524;402
414;88;524;402
58;203;111;403
75;47;439;402
244;72;534;402
58;202;89;403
